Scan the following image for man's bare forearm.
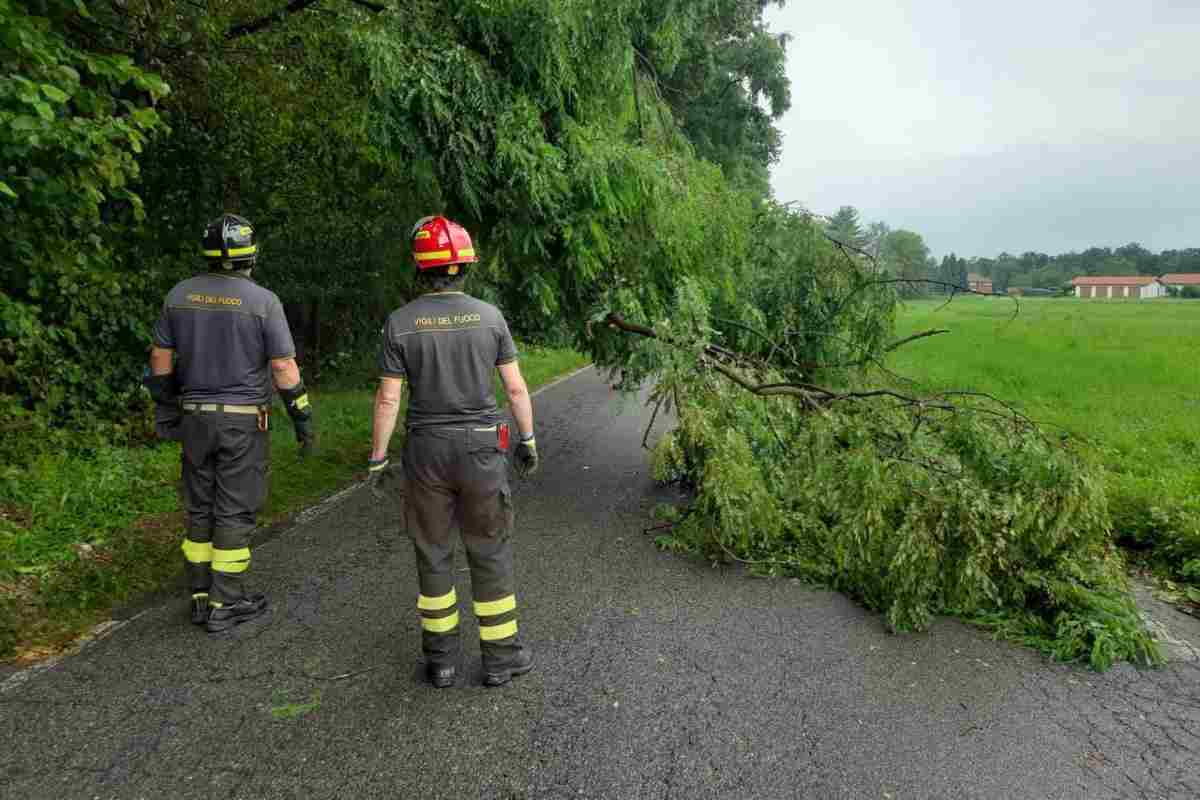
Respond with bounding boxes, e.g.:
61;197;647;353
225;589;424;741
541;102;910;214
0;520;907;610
149;347;174;376
270;357;302;391
508;388;534;438
497;361;534;438
371;378;404;460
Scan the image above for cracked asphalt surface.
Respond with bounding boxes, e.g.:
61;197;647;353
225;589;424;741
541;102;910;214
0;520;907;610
3;367;1200;799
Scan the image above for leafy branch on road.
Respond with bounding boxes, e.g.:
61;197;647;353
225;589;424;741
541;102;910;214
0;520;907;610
594;225;1161;670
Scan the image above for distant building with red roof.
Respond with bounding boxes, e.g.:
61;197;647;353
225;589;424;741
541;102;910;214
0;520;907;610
1159;273;1200;288
1071;275;1166;300
966;273;993;294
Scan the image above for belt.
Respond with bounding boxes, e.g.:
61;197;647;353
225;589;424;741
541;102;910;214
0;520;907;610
182;402;263;415
410;424;498;432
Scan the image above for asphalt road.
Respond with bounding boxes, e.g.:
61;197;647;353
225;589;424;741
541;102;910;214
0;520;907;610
3;367;1199;799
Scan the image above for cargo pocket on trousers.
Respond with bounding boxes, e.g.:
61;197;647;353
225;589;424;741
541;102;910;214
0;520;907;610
253;462;270;513
397;471;411;540
498;487;514;540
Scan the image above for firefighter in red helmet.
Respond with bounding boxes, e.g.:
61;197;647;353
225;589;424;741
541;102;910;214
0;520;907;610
368;216;538;688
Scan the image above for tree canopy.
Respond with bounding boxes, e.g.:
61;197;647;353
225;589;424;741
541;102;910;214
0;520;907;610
1;0;794;443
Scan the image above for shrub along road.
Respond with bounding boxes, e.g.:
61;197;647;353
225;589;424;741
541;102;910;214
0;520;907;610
2;368;1199;799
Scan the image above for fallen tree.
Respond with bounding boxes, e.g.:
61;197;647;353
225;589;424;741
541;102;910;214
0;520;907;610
595;221;1161;671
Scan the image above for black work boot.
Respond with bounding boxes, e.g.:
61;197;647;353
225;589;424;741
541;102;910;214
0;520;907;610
206;594;269;633
483;646;534;687
427;662;456;689
190;592;211;625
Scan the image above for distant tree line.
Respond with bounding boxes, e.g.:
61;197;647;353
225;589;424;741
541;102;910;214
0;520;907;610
823;207;1200;296
968;244;1200;294
823;206;959;297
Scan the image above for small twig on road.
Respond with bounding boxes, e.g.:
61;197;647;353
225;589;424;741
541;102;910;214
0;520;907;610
642;395;664;450
298;664;389;681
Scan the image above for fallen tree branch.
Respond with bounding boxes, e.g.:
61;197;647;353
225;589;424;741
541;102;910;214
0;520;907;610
227;0;320;39
642;395;664;450
885;328;951;353
604;312;1044;435
226;0;387;40
606;312;948;410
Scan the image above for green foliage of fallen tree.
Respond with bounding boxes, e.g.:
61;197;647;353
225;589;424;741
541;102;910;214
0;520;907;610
600;222;1162;670
651;378;1159;670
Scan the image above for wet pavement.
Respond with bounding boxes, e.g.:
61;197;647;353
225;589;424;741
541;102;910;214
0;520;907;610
2;367;1198;799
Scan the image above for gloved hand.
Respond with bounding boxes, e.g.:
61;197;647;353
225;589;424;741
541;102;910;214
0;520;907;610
142;370;182;441
514;434;539;478
294;416;316;458
367;457;390;500
279;382;315;457
143;371;177;406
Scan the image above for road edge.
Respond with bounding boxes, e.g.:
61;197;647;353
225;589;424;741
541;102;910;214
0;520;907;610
1;364;595;695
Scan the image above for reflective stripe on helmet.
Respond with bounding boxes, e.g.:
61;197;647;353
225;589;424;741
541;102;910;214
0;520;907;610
413;247;475;262
203;245;257;258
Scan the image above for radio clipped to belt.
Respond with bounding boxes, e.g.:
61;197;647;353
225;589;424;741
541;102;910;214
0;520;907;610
498;422;510;451
257;406;269;432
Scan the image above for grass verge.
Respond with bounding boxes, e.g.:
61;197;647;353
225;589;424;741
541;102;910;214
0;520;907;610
890;297;1200;599
0;345;590;662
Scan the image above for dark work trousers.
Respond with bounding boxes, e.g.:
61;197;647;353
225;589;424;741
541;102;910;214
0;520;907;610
403;425;518;669
179;411;269;605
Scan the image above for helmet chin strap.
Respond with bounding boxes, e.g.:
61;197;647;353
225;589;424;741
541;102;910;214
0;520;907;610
220;260;254;275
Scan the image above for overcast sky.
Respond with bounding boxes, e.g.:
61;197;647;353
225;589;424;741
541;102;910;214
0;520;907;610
763;0;1200;259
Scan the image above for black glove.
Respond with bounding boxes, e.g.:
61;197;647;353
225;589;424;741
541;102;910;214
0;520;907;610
143;372;177;406
294;416;315;457
279;381;315;456
514;434;539;478
142;370;182;441
367;457;391;501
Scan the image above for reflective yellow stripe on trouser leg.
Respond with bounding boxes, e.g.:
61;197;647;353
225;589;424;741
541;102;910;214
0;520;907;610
422;611;460;633
181;538;213;564
475;594;518;641
211;547;251;574
418;588;457;611
418;588;459;633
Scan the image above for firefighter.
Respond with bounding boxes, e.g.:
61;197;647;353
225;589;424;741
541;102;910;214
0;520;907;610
144;214;314;633
368;215;539;688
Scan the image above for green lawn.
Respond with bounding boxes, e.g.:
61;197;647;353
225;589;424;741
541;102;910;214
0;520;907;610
0;345;590;660
889;297;1200;571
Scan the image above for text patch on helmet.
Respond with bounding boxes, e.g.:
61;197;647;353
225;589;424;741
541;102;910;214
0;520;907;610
414;230;432;240
187;293;243;307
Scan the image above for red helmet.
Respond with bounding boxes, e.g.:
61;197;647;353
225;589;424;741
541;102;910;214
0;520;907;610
410;216;478;271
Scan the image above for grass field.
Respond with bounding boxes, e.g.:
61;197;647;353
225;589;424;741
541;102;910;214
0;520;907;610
889;297;1200;579
0;345;590;661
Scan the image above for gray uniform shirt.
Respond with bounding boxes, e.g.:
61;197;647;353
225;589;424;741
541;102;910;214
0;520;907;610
378;292;517;429
153;273;295;406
